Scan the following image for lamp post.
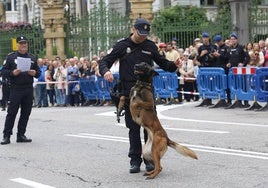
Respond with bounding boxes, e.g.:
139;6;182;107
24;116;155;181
229;0;250;45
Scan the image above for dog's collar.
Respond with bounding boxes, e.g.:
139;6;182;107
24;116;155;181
135;80;152;90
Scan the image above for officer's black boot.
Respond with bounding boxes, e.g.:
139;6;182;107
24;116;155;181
16;134;32;143
1;136;11;145
195;99;208;107
144;160;155;172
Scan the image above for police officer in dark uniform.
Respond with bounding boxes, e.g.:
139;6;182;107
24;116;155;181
99;18;181;173
1;66;10;111
211;35;230;107
1;36;41;145
226;32;249;109
196;32;217;106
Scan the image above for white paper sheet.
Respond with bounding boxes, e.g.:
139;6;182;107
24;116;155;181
17;57;31;72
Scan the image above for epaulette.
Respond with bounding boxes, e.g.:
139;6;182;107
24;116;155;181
7;52;16;56
117;37;126;42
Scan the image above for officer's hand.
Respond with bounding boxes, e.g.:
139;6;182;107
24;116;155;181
104;71;114;82
28;70;36;76
13;69;21;76
200;50;208;57
226;63;231;68
238;63;244;67
212;51;220;57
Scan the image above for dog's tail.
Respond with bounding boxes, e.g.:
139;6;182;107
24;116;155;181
168;139;198;160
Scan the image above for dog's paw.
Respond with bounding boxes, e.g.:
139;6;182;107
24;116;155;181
143;172;149;176
145;176;155;180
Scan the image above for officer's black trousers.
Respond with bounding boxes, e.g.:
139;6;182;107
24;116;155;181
3;87;33;137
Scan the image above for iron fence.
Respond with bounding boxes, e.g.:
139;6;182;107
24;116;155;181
0;21;44;65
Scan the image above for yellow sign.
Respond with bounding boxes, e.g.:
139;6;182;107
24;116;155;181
12;38;18;51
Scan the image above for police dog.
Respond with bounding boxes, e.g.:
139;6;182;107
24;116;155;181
129;62;198;179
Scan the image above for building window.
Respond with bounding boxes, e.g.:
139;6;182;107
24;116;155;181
164;0;171;6
4;0;11;11
201;0;215;6
14;0;17;11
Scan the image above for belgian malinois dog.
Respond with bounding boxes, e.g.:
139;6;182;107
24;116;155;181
128;62;198;179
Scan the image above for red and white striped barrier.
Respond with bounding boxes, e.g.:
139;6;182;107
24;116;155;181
177;90;199;95
177;76;197;81
232;67;256;75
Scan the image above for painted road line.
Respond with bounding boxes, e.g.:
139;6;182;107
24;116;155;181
164;127;229;134
65;133;268;160
183;144;268;157
10;178;55;188
65;133;129;143
96;105;268;128
158;114;268;128
114;123;230;134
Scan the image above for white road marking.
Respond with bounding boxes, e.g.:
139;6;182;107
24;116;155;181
114;122;229;134
96;104;268;128
10;178;55;188
164;127;229;134
65;133;268;160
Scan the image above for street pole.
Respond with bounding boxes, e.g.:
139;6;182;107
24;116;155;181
229;0;250;46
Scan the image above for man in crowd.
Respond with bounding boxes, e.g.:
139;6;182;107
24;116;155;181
226;32;250;109
196;32;217;106
211;35;230;107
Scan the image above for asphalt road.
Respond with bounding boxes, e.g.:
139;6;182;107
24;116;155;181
0;100;268;188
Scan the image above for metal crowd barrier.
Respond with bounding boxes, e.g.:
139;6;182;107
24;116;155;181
78;70;178;103
197;67;227;100
228;67;257;101
196;67;268;111
153;69;178;102
255;67;268;110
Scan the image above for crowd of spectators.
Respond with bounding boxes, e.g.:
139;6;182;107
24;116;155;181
31;52;113;108
2;34;268;110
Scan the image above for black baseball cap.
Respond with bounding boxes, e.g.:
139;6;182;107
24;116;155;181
16;36;28;43
134;18;151;36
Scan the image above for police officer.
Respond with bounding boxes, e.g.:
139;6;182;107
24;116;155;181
1;36;41;145
1;66;10;111
211;35;230;106
226;32;250;109
196;32;217;106
99;18;181;173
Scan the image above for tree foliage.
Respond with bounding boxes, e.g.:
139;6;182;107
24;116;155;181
152;5;208;26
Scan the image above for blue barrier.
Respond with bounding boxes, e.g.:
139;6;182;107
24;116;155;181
78;67;268;109
96;77;113;101
255;67;268;102
153;69;178;99
79;70;178;102
228;67;257;101
79;76;99;101
197;67;227;100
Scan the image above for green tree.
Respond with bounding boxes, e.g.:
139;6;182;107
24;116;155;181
211;0;232;39
152;5;209;48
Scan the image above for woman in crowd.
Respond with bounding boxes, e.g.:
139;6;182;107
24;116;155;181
45;63;56;106
53;60;67;106
178;51;195;102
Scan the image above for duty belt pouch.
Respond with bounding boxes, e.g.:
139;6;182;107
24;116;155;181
110;78;122;108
